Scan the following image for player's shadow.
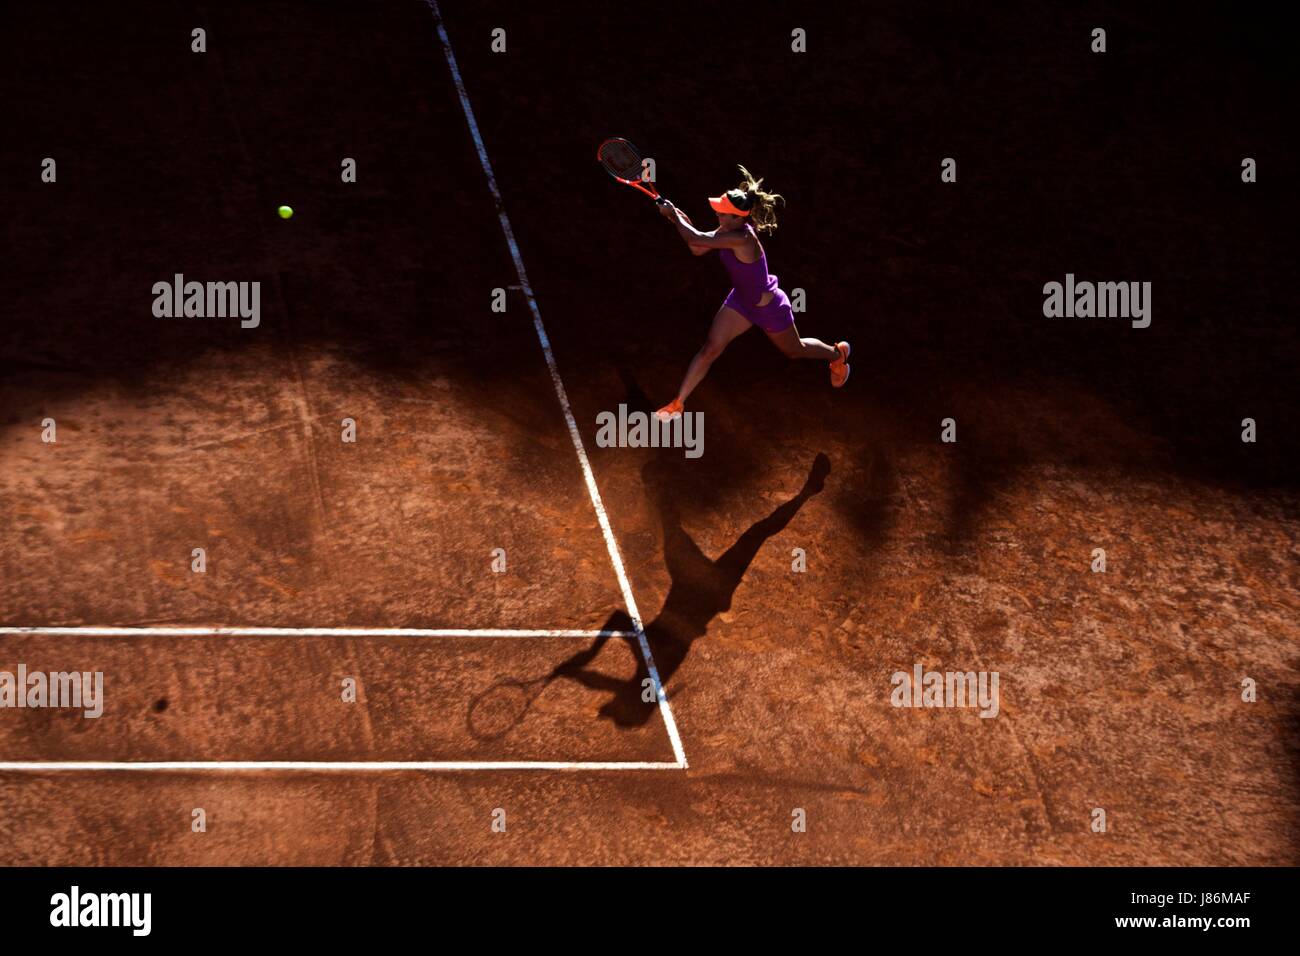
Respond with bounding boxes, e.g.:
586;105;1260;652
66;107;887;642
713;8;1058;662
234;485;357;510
549;450;831;728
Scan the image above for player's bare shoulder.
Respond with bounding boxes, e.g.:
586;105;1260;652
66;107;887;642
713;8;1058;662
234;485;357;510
734;225;764;263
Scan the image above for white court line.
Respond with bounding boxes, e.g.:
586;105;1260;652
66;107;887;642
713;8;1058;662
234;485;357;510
0;761;685;773
0;627;638;639
426;1;687;769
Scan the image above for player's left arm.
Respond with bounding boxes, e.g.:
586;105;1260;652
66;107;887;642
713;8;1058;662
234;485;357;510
657;201;713;254
658;200;747;249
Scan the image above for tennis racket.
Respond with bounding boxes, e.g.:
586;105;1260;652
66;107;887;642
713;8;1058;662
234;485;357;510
597;136;663;201
467;673;557;740
597;137;693;223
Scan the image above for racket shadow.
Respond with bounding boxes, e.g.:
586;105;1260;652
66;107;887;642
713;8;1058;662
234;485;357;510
467;449;831;736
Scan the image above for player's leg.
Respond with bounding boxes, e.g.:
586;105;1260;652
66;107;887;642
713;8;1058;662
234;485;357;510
765;322;852;387
657;304;752;419
764;322;839;361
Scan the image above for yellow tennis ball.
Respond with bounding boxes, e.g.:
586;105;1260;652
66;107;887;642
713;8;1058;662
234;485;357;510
277;205;294;219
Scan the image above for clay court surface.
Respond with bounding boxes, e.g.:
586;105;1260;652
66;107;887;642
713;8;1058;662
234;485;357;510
1;1;1297;864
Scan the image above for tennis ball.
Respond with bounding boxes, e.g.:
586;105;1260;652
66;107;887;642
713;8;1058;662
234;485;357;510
277;205;294;219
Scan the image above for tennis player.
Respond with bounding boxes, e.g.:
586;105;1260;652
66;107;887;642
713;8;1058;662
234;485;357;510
654;166;850;421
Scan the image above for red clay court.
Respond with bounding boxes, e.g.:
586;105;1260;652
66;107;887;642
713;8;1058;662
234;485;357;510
1;1;1297;865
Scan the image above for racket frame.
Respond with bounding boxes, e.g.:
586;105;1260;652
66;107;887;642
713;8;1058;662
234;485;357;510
597;137;664;202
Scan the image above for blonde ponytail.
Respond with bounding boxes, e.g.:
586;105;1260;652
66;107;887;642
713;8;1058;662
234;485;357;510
736;165;784;234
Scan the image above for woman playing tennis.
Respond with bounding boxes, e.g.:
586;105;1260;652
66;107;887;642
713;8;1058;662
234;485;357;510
654;166;850;421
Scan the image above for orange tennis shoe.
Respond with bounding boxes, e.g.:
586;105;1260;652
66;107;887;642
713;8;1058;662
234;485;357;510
655;398;684;421
829;341;851;387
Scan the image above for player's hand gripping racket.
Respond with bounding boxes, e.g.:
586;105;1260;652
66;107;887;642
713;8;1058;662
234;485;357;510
597;137;693;223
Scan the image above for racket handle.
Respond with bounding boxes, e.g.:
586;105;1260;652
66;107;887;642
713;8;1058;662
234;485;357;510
655;196;691;226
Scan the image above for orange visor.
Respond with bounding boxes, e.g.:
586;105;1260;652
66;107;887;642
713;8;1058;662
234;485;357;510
708;192;750;217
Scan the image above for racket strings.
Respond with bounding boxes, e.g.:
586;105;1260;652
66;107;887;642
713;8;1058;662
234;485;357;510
599;139;644;181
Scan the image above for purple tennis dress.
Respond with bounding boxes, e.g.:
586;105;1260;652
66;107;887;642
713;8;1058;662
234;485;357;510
719;227;795;332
